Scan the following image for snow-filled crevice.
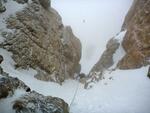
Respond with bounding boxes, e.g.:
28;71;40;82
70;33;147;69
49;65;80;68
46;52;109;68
51;0;133;74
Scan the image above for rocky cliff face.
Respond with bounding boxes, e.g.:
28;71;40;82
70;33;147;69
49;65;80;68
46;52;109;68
118;0;150;69
0;0;81;84
0;53;69;113
84;38;120;89
0;75;69;113
84;0;150;88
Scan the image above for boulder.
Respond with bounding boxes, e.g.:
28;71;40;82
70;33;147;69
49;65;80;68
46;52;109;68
13;91;69;113
0;0;6;13
0;76;30;99
0;74;69;113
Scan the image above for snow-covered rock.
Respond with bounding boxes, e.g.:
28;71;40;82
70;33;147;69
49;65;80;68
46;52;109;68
13;91;69;113
0;0;81;84
84;35;122;88
0;71;69;113
0;76;30;99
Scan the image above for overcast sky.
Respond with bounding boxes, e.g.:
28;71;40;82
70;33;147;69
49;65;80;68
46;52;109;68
51;0;133;74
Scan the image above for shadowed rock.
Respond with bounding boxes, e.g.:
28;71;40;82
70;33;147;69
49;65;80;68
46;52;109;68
147;67;150;79
0;76;31;99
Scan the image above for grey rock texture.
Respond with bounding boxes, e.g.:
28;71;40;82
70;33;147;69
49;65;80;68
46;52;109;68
84;38;119;89
13;91;69;113
1;0;81;84
0;76;31;99
148;67;150;79
0;0;6;13
117;0;150;69
39;0;50;9
88;38;119;78
0;74;69;113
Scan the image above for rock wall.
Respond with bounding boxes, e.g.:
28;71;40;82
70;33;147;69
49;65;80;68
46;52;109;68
84;38;120;89
1;0;81;84
118;0;150;69
89;38;120;76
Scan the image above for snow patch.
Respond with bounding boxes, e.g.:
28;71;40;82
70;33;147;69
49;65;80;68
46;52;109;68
0;89;27;113
0;48;150;113
0;0;27;43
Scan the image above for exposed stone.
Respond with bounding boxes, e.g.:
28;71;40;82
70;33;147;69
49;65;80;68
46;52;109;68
0;55;3;64
1;0;81;84
0;0;6;13
147;67;150;79
0;76;31;99
0;73;69;113
78;73;87;84
13;91;69;113
118;0;150;69
13;0;28;4
39;0;50;9
89;38;119;78
84;38;120;89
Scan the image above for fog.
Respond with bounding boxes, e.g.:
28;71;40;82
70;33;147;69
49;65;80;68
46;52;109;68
51;0;133;74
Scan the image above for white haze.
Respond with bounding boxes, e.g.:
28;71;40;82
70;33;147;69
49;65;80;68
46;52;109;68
51;0;133;74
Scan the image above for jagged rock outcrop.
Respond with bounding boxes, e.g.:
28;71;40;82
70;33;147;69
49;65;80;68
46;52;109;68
89;38;119;76
0;0;6;13
0;76;69;113
13;91;69;113
147;67;150;79
0;76;31;99
1;0;81;84
118;0;150;69
84;38;120;89
0;57;69;113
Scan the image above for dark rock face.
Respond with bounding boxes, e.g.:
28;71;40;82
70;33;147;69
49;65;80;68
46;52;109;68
14;0;28;4
13;91;69;113
0;76;30;99
0;0;6;13
118;0;150;69
148;67;150;79
1;0;81;84
0;55;3;64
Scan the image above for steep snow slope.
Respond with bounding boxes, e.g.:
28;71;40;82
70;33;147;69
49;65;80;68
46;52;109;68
0;48;150;113
1;1;150;113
